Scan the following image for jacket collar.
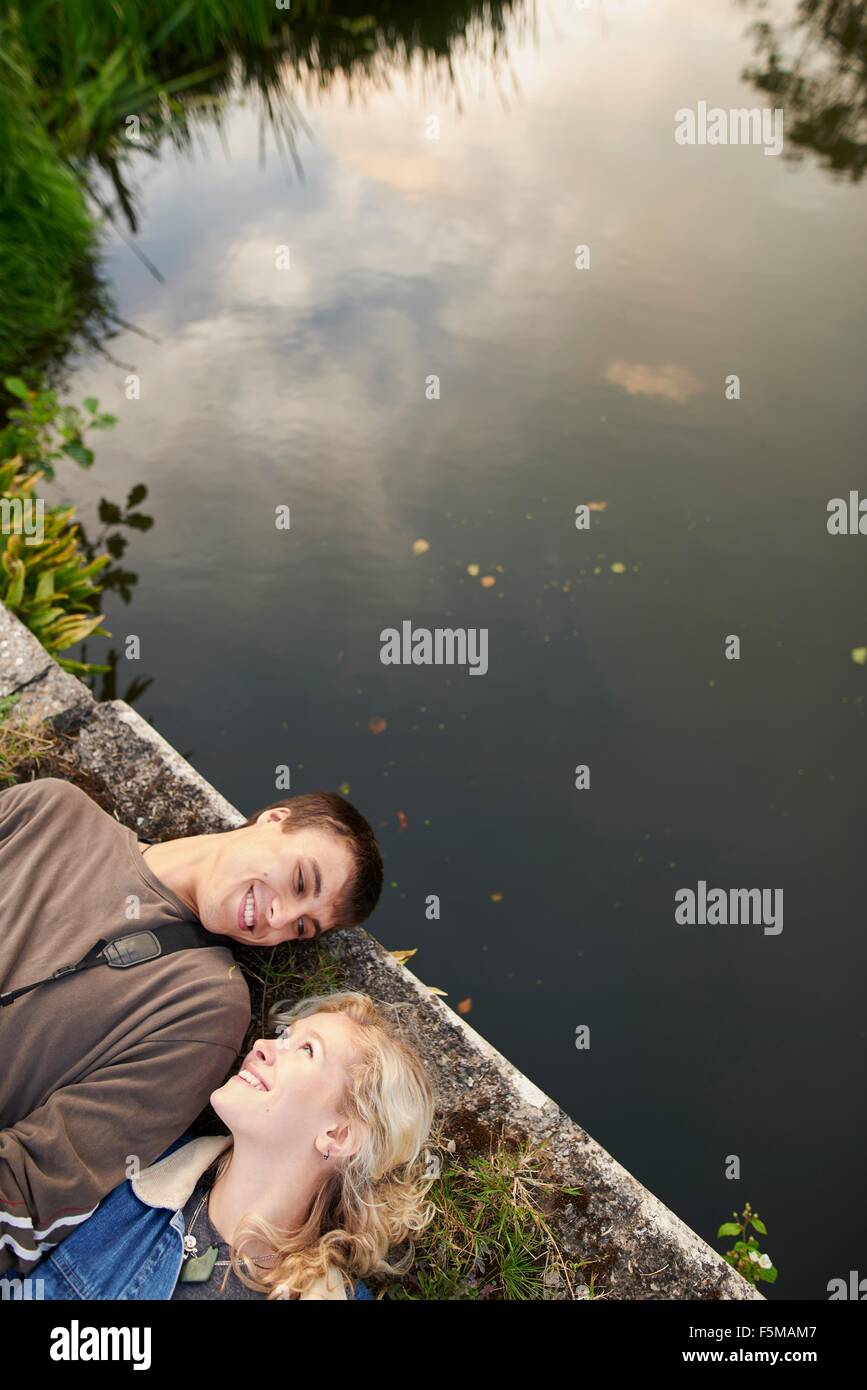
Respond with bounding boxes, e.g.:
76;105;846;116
131;1135;348;1300
132;1135;232;1211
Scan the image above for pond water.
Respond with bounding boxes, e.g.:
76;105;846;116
61;0;866;1299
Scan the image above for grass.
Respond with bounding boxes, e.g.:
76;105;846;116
233;936;348;1057
0;46;110;389
0;699;63;785
384;1110;592;1300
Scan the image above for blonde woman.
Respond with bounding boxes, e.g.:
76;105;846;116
35;993;437;1301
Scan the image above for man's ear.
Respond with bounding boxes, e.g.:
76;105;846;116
256;806;292;826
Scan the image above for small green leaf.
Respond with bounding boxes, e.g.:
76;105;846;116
126;484;147;508
751;1217;768;1235
62;441;93;468
717;1222;741;1238
4;377;29;400
4;559;26;607
34;571;55;603
83;398;99;414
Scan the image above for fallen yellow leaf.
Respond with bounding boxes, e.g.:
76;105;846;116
480;575;496;588
457;997;473;1015
368;716;387;735
610;562;626;574
851;647;867;666
389;948;418;965
412;539;430;556
467;563;480;576
490;891;504;902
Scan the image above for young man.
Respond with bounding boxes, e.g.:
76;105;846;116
0;777;382;1277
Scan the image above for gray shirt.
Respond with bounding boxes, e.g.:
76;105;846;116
173;1169;268;1300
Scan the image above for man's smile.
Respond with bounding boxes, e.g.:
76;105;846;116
238;885;258;936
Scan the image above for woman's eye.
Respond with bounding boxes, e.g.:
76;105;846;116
296;919;305;938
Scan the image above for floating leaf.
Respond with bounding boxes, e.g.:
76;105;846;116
412;538;430;556
368;716;387;735
338;781;351;796
467;563;480;576
587;501;608;512
851;647;867;666
427;986;448;997
490;891;504;903
610;561;626;574
457;997;473;1015
396;809;408;830
480;575;496;588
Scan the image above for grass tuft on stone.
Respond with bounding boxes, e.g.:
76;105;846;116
382;1110;591;1301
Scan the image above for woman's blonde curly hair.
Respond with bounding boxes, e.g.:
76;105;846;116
212;991;438;1299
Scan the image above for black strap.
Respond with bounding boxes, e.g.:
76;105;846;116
0;920;215;1008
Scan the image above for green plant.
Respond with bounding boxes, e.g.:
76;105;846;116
717;1202;778;1286
0;461;110;672
2;377;116;480
389;1128;585;1300
0;35;111;388
234;939;347;1057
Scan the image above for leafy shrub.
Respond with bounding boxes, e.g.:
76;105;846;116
0;378;119;672
1;375;116;479
0;459;110;670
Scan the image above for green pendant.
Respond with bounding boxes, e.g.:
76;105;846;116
180;1244;219;1282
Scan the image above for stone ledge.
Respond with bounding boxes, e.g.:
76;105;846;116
0;606;93;730
77;702;245;839
0;599;762;1300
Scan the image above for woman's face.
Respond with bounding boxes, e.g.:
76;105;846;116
212;1011;362;1155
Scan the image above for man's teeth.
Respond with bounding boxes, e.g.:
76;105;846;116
237;1069;266;1092
243;888;255;928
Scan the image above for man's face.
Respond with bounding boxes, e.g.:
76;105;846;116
198;809;355;945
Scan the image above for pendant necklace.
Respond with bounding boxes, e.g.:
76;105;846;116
180;1182;219;1283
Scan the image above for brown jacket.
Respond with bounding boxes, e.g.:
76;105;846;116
0;777;250;1275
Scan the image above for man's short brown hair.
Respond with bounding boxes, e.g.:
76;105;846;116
243;792;383;930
